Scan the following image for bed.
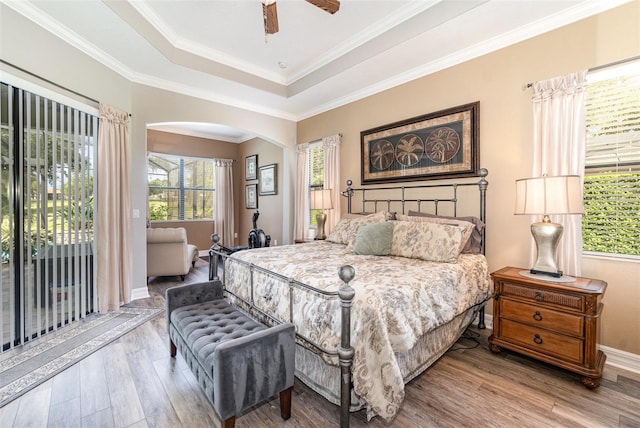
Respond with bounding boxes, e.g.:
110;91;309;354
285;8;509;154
210;169;490;426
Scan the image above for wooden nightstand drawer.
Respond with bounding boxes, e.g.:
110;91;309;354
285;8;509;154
490;267;606;389
501;319;584;364
502;281;584;312
501;299;584;337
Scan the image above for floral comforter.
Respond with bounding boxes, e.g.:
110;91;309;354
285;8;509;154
224;240;490;420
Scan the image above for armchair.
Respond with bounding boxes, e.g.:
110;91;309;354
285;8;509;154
147;227;198;281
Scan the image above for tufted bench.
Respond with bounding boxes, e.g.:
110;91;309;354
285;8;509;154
166;280;295;428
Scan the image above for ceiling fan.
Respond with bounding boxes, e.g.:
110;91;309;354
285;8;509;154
262;0;340;35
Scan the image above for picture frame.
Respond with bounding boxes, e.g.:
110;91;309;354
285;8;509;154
245;183;258;209
360;102;479;184
259;163;277;196
245;154;258;181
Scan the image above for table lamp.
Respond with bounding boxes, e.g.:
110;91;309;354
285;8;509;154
310;189;333;240
514;174;583;280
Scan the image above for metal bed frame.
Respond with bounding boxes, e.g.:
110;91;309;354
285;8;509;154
210;168;488;427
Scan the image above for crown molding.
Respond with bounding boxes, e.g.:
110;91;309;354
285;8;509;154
286;0;442;84
127;0;286;85
4;0;137;82
5;0;633;122
131;72;298;122
295;0;634;120
147;123;255;143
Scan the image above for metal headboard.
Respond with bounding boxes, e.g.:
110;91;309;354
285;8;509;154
341;168;488;254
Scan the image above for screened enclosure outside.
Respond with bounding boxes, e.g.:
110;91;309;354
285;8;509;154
1;82;97;352
148;153;215;221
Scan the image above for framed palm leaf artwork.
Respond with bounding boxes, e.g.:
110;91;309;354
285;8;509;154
360;102;479;184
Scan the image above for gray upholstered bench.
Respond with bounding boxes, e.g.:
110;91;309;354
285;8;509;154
166;280;295;428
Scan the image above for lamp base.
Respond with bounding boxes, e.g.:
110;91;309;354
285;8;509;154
530;268;562;278
530;217;563;277
315;212;327;240
519;270;576;283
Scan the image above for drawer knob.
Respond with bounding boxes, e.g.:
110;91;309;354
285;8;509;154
534;291;544;302
533;311;543;321
533;334;543;345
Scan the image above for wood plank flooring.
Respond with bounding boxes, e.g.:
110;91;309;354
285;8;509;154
1;257;638;427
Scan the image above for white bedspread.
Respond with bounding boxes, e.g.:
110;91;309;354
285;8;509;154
224;240;490;420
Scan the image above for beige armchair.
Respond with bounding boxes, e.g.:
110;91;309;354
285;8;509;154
147;227;199;281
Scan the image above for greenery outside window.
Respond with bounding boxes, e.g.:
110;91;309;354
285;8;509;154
148;153;215;221
308;143;324;227
583;61;640;257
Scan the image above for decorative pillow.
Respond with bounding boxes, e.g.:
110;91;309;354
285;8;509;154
396;214;474;254
352;221;394;256
345;211;389;249
389;220;470;263
326;211;390;246
326;218;353;245
407;210;485;254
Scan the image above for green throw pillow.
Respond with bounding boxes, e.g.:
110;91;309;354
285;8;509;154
352;221;394;256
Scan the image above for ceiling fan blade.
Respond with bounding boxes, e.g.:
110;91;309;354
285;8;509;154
263;1;279;35
305;0;340;14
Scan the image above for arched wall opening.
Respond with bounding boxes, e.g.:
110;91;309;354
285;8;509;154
130;84;296;297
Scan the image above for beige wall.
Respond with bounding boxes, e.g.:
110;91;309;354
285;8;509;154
130;85;296;293
2;1;639;355
1;5;297;299
297;2;640;355
147;130;286;249
147;129;243;251
0;5;131;110
237;138;285;246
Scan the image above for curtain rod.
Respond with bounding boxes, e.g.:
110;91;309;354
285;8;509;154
521;55;640;90
0;59;132;117
1;58;100;104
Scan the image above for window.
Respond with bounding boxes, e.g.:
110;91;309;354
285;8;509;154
583;61;640;257
308;143;324;227
147;153;215;221
1;79;98;350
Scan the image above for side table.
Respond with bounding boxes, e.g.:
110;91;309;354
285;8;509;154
489;266;607;389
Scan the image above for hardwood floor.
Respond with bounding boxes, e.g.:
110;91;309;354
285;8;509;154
1;258;638;427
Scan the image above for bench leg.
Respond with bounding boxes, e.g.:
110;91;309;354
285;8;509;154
222;416;235;428
170;339;176;357
280;386;293;420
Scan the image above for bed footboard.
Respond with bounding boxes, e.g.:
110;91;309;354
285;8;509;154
210;237;357;428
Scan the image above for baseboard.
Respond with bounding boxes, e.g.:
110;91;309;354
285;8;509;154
130;286;150;301
199;250;210;257
475;312;640;374
599;345;640;374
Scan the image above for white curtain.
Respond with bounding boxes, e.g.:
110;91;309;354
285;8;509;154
97;103;131;312
293;143;310;240
322;134;341;234
214;159;235;247
531;70;588;276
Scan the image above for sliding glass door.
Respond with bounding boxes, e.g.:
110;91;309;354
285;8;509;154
1;82;97;352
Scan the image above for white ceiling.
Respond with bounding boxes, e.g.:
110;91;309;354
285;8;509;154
5;0;630;140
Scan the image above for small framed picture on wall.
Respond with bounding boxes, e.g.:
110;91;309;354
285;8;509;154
245;183;258;209
245;154;258;181
259;163;277;196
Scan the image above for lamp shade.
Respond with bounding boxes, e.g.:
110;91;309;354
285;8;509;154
514;175;583;215
310;189;333;210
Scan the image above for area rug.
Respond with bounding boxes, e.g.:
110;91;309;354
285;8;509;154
0;307;163;407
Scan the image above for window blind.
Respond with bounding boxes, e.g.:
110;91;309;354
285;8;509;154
583;63;640;256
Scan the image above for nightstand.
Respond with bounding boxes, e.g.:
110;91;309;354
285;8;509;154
489;266;607;389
